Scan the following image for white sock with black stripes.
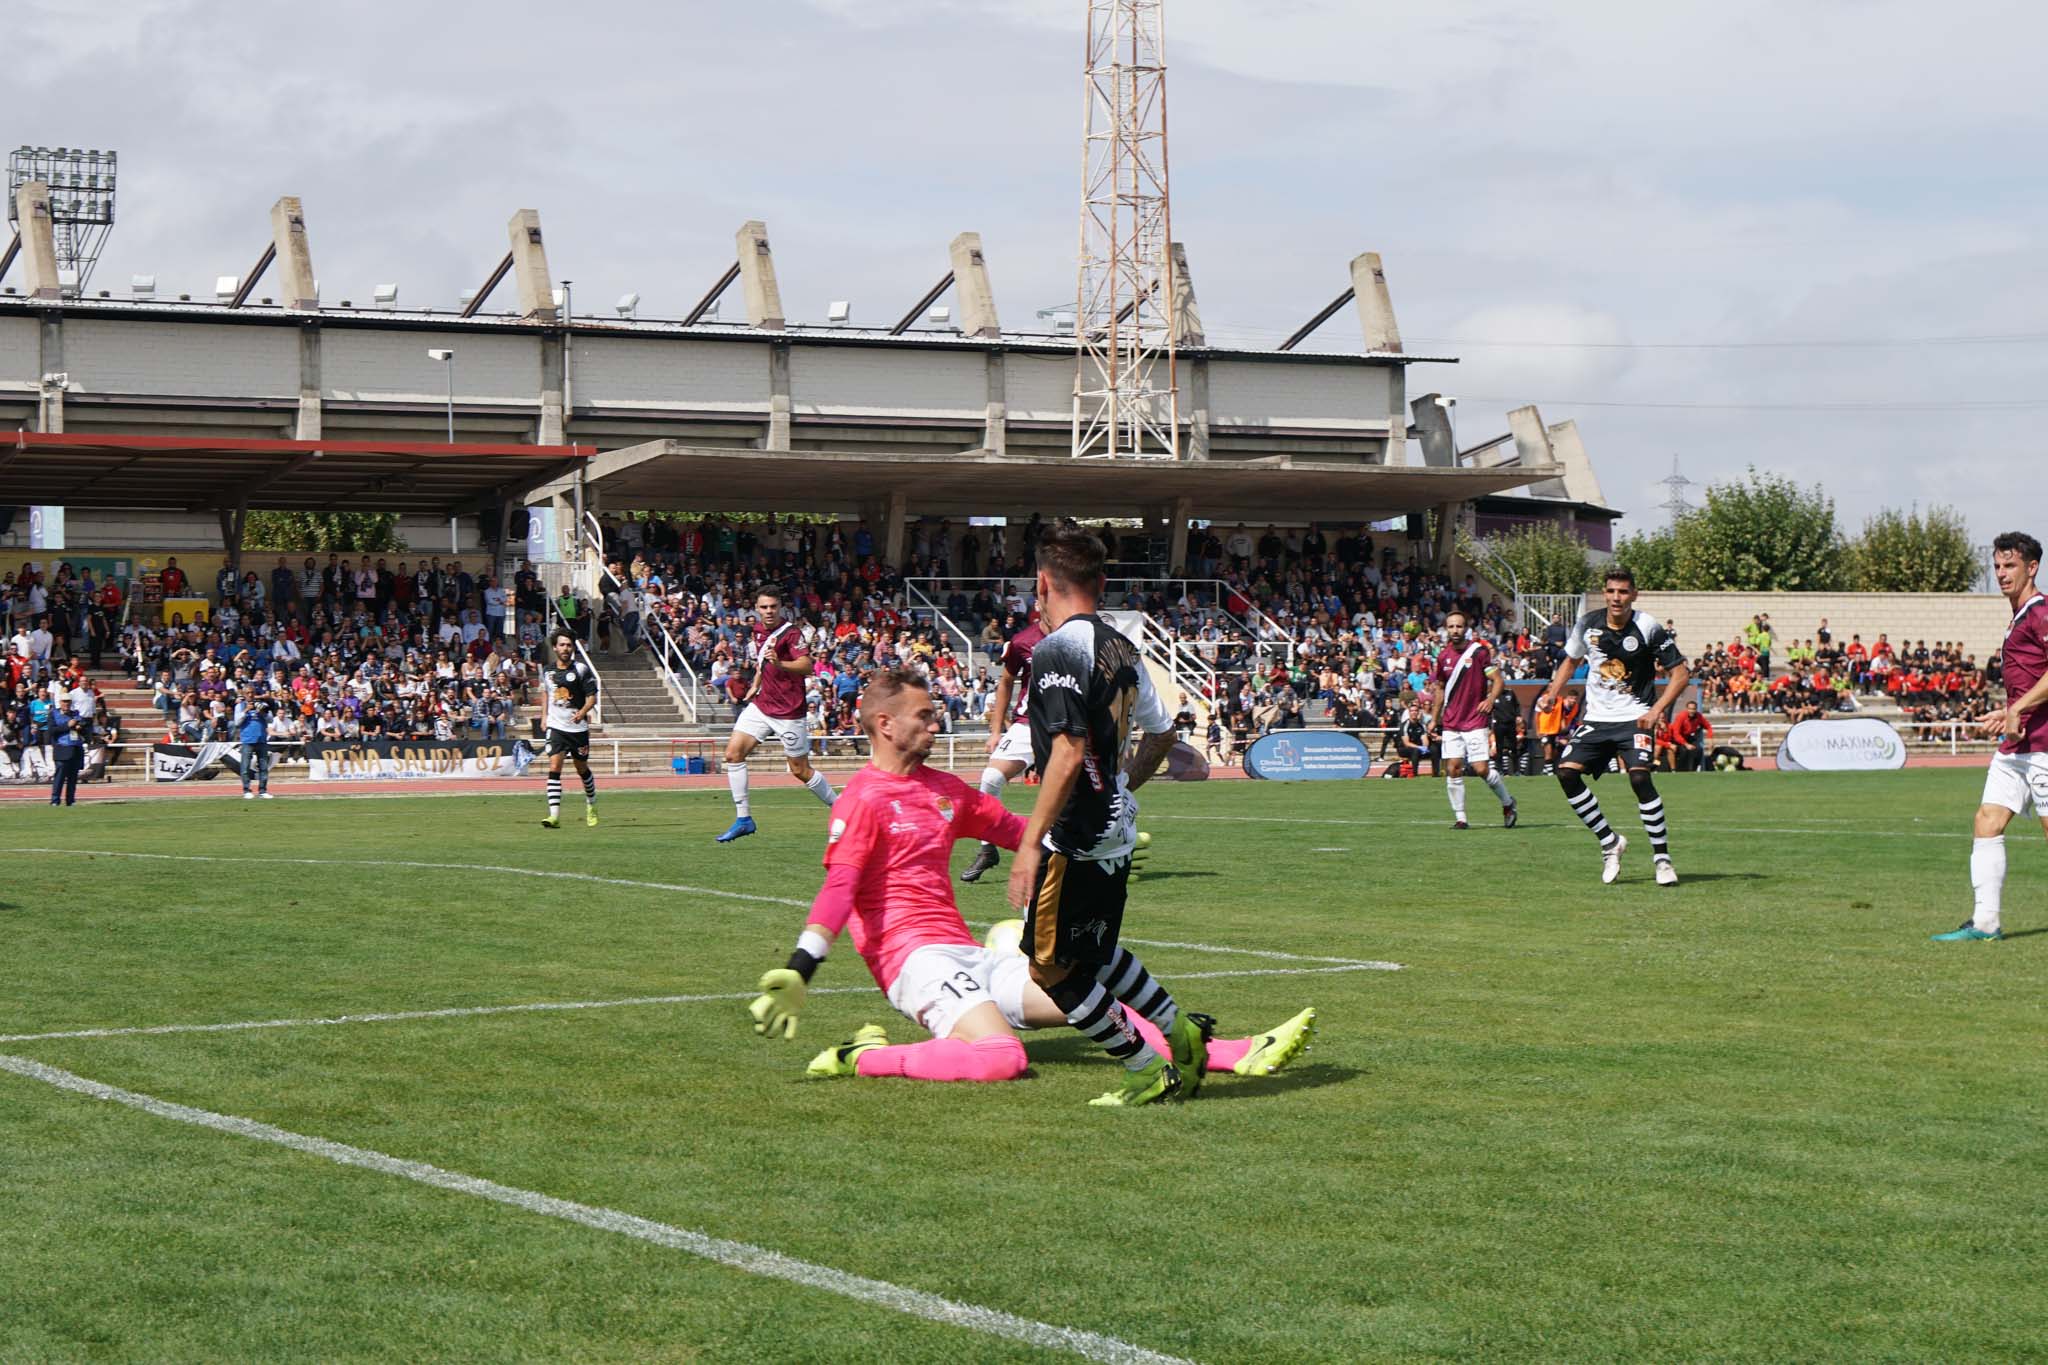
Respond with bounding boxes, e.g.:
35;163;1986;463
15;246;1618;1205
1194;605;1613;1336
1062;982;1159;1071
545;775;562;819
1559;771;1618;849
580;769;597;807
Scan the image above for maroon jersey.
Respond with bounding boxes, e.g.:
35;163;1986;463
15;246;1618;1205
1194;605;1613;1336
1433;640;1494;732
1002;623;1045;725
2001;594;2047;754
751;622;809;720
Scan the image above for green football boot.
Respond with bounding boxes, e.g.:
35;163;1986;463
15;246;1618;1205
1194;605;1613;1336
1087;1053;1182;1108
806;1024;889;1078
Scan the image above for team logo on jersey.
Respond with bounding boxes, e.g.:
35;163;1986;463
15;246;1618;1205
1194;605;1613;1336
828;818;846;844
934;796;955;823
1599;659;1628;683
1037;671;1081;693
1621;635;1639;652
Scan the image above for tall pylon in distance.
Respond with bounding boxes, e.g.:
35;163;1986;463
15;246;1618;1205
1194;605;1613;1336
1071;0;1178;459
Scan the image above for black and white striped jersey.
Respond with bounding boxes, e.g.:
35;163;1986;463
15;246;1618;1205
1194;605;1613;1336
544;659;598;733
1027;613;1173;862
1566;609;1683;723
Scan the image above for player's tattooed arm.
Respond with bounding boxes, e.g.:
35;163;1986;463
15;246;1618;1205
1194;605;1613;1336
1122;727;1180;791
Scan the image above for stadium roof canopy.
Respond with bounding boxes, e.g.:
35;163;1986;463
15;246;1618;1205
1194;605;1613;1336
554;441;1561;523
0;432;590;515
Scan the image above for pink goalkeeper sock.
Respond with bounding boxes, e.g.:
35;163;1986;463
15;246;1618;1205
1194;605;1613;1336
1127;1009;1249;1071
854;1034;1028;1082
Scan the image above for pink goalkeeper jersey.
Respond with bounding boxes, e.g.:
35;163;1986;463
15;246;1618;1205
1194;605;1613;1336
751;621;809;720
2001;594;2047;755
1434;640;1495;732
824;765;1026;990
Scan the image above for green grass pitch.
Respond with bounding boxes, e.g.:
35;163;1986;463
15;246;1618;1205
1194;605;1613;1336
2;769;2045;1361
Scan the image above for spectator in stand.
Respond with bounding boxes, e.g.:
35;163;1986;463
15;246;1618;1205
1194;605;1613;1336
1666;701;1712;771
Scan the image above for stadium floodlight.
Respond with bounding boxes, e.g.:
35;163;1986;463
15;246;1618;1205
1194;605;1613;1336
214;275;240;303
426;349;455;443
426;347;454;361
56;268;78;297
826;300;851;325
457;288;476;309
927;305;951;325
615;291;640;318
7;144;118;291
373;282;399;308
1435;394;1457;408
130;274;156;298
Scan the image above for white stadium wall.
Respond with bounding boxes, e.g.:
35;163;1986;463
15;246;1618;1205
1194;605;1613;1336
0;315;39;392
789;346;983;420
67;319;299;398
1207;359;1392;431
572;336;772;413
323;329;540;406
1004;353;1075;423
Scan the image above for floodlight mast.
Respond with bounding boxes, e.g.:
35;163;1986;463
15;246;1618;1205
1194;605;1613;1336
6;146;117;292
1071;1;1177;460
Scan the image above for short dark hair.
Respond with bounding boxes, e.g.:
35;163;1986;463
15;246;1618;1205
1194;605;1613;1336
550;628;575;647
1993;530;2043;565
1037;518;1107;589
1604;566;1636;587
858;666;929;732
755;586;785;604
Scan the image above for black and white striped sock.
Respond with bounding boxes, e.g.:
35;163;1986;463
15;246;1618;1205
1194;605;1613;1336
1094;947;1179;1032
1638;796;1669;857
580;769;597;804
1065;982;1158;1071
1560;773;1617;849
546;777;562;817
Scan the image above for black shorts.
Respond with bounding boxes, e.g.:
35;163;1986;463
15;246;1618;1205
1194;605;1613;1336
545;727;591;761
1025;848;1130;970
1559;718;1655;774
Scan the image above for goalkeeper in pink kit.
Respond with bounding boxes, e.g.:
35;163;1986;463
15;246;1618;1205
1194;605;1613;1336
748;667;1316;1099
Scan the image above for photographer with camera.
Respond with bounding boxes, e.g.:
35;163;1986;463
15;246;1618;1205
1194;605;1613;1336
236;691;276;800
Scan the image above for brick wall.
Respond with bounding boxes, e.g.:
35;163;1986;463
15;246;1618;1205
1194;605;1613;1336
1633;592;2015;664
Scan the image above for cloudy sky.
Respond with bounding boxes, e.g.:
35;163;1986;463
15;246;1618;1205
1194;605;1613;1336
14;0;2046;542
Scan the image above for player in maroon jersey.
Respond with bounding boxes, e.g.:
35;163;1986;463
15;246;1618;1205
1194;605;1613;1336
717;587;835;843
1427;610;1518;829
959;614;1044;883
1935;530;2048;941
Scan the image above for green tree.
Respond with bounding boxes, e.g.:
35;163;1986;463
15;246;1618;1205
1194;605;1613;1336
1843;505;1979;592
1669;469;1842;591
244;511;407;554
1610;527;1681;589
1459;521;1595;595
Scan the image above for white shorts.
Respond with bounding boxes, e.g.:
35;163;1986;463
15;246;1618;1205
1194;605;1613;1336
1981;750;2048;817
885;941;1031;1040
733;703;811;759
990;721;1034;768
1441;727;1493;767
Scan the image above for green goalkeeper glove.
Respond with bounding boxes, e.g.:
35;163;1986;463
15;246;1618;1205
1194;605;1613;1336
749;968;807;1039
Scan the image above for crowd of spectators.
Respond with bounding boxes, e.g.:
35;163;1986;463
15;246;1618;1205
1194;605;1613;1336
1688;614;1998;735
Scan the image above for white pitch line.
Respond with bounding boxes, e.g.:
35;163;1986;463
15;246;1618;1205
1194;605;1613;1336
0;1052;1190;1365
1147;813;1971;841
0;963;1390;1046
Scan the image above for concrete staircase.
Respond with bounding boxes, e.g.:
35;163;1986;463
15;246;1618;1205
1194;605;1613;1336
584;647;698;736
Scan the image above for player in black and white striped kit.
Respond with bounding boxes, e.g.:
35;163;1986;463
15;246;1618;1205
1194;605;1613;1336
541;629;600;829
1536;567;1691;886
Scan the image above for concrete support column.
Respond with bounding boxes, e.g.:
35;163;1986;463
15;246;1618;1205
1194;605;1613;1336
736;220;785;331
1432;500;1462;571
36;313;63;433
1185;356;1211;460
768;342;792;449
864;492;908;566
948;232;1000;338
218;502;249;574
1169;243;1205;347
270;196;319;310
295;323;323;440
539;334;566;446
1167;495;1195;575
1350;251;1402;353
1410;394;1455;468
1384;361;1408;467
15;182;60;300
509;209;558;322
983;350;1007;454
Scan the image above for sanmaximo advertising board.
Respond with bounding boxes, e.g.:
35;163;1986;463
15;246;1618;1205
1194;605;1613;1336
1244;731;1372;781
1775;717;1908;772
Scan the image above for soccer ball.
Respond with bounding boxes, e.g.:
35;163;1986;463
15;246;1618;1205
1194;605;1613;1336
1135;831;1151;850
985;918;1026;957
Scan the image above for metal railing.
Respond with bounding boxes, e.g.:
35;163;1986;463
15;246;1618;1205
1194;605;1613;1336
903;578;984;674
583;516;702;723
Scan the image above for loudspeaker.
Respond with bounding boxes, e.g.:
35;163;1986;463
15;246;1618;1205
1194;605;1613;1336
510;508;531;538
0;506;14;535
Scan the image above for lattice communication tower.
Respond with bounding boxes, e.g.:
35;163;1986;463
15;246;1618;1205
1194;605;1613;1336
1071;0;1178;459
7;146;119;293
